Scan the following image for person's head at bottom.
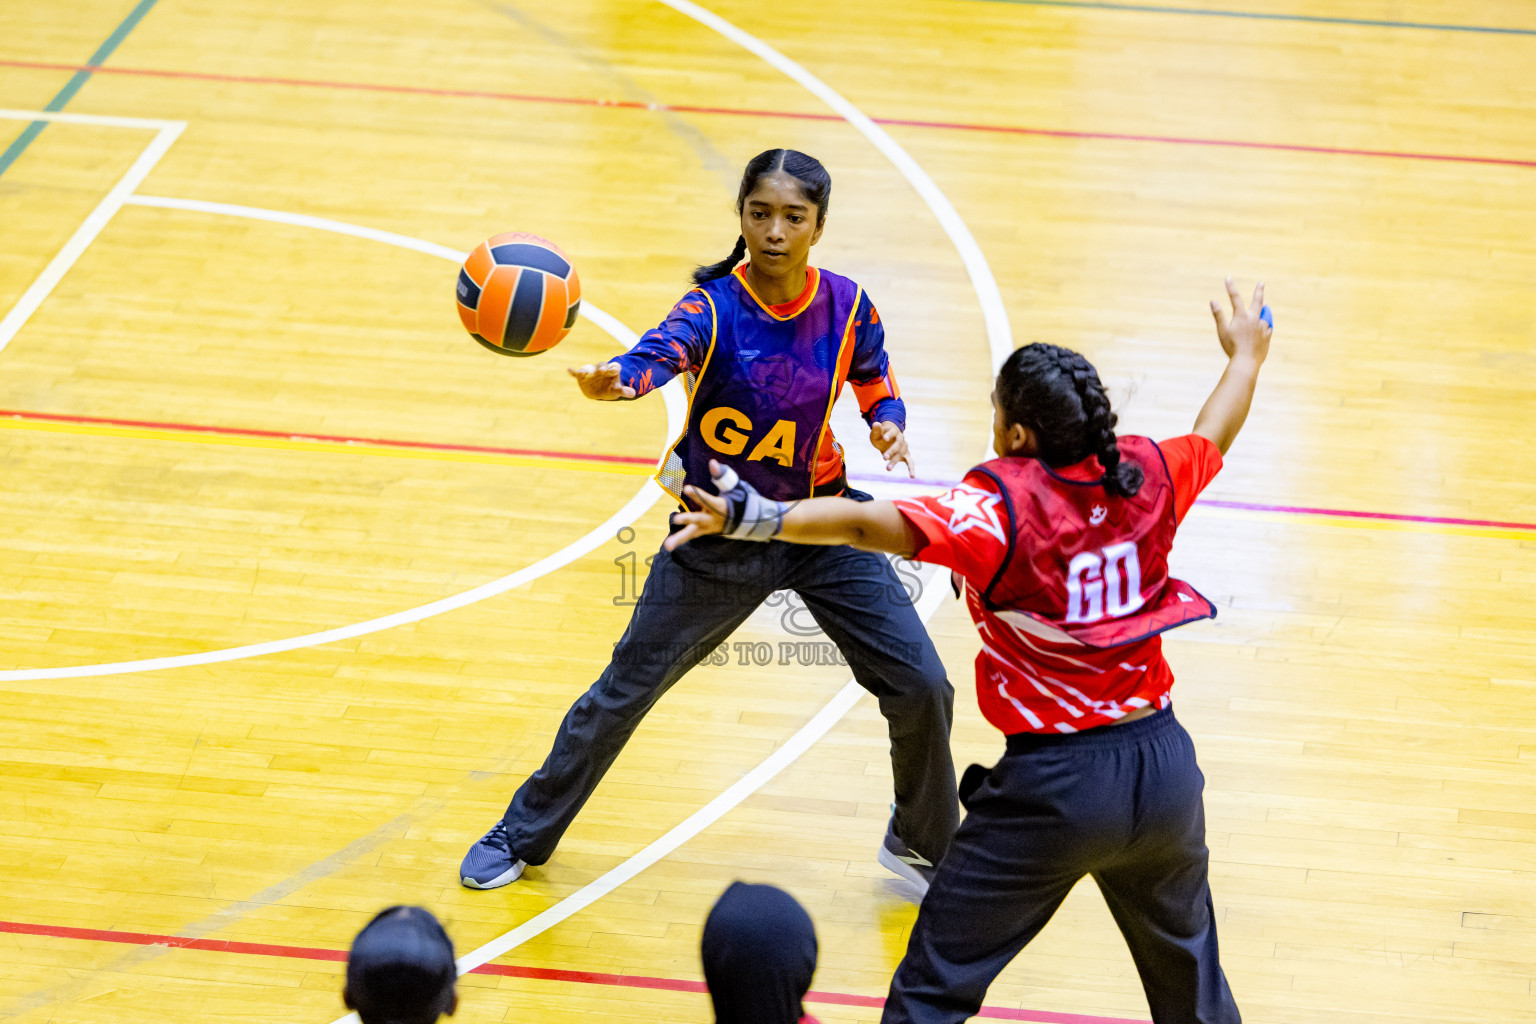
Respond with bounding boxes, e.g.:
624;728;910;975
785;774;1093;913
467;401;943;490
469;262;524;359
702;882;819;1024
344;906;458;1024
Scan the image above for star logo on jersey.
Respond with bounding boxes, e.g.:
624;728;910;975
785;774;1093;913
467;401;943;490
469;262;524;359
1089;504;1108;525
936;484;1007;543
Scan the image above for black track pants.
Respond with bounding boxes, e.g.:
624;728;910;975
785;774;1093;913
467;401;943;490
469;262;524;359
501;531;959;867
882;708;1241;1024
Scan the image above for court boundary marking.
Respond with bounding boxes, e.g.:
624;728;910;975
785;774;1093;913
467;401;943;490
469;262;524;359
0;0;162;178
0;409;657;477
0;917;1148;1024
2;407;1532;540
0;109;185;356
0;187;687;682
3;60;1533;171
0;408;657;465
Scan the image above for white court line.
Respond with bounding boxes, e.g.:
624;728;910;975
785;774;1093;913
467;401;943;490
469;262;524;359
0;195;685;681
453;568;950;980
0;108;183;131
0;111;186;356
656;0;1015;371
129;194;468;264
332;3;1014;1015
0;481;667;682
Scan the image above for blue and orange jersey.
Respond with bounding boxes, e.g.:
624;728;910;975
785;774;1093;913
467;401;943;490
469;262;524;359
615;265;905;504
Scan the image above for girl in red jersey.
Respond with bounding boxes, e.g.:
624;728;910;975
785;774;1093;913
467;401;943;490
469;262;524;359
667;279;1273;1023
460;149;958;892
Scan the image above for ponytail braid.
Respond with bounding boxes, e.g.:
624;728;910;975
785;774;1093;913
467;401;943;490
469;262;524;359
995;342;1144;498
693;234;748;286
1056;350;1143;498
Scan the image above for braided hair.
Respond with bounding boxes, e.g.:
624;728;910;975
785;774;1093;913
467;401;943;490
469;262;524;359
693;149;832;285
995;343;1144;498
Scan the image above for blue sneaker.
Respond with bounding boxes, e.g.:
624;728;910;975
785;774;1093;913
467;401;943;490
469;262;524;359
460;820;526;889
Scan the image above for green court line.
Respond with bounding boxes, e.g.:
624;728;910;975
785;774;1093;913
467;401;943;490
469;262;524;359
0;0;161;179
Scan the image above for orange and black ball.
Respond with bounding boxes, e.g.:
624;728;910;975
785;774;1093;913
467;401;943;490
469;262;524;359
456;232;581;357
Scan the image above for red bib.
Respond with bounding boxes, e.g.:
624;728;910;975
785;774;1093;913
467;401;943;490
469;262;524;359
970;436;1215;649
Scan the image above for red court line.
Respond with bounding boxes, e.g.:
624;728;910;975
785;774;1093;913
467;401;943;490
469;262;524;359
870;116;1536;169
3;58;1534;170
5;408;1533;533
0;58;846;120
0;409;657;466
0;920;345;962
0;919;1148;1023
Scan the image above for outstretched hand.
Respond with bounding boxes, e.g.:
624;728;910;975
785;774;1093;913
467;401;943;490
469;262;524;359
568;361;636;400
870;421;915;477
1193;276;1274;456
1209;277;1272;367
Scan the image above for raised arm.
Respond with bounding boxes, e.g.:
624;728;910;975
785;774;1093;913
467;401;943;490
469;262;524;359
663;461;920;556
1192;277;1274;455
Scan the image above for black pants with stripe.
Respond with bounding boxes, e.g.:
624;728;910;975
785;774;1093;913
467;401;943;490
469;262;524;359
881;707;1241;1024
500;527;959;867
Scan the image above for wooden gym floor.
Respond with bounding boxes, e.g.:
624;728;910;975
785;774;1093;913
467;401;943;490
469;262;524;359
1;0;1533;1021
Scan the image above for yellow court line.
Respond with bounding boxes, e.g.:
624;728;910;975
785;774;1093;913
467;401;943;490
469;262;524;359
0;417;654;476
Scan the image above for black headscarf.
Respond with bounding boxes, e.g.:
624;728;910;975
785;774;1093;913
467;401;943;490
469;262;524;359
701;882;818;1024
345;906;457;1024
